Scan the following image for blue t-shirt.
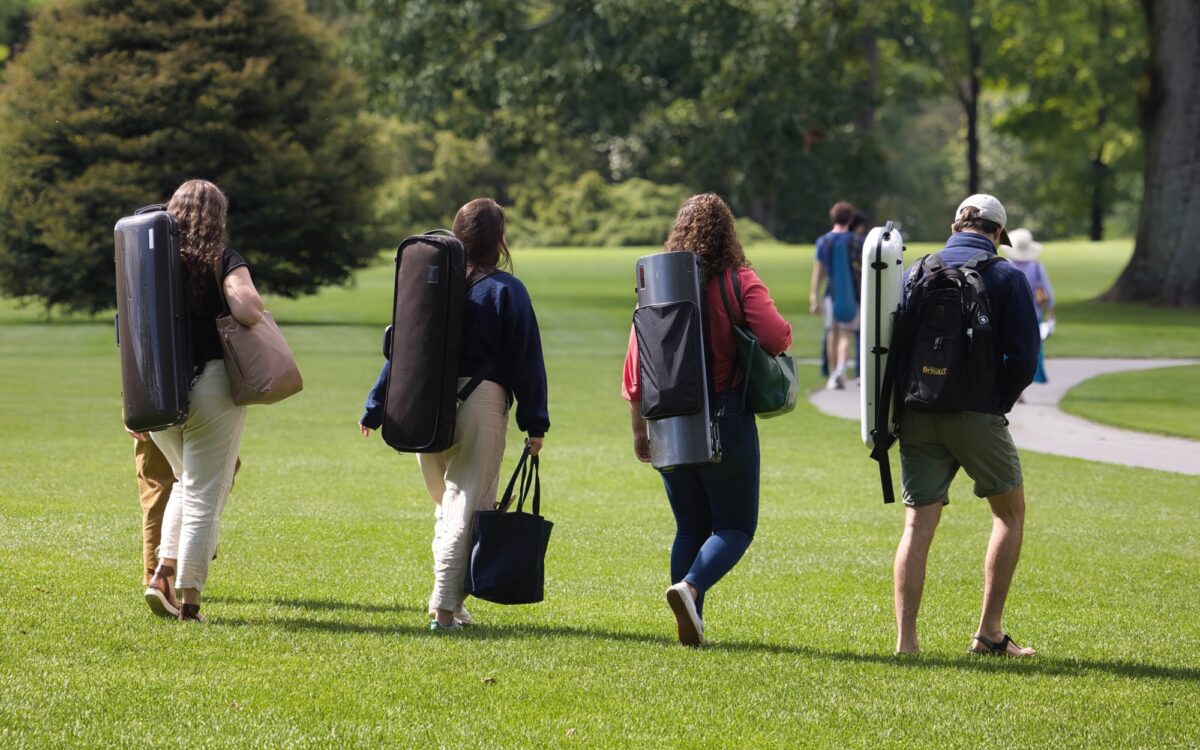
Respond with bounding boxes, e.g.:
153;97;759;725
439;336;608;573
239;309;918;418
815;231;860;322
814;231;855;299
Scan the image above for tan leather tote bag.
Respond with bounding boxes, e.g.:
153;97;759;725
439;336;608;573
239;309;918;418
215;270;303;405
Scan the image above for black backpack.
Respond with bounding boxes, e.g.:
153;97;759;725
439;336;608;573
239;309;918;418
869;250;1004;503
898;252;1002;413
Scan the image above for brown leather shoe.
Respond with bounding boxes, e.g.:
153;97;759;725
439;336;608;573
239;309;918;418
179;603;207;623
144;565;179;618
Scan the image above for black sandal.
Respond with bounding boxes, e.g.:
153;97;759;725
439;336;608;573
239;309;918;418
179;602;207;623
969;633;1023;655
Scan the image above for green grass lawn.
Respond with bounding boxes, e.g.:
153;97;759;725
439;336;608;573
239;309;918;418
1061;364;1200;440
1;242;1198;748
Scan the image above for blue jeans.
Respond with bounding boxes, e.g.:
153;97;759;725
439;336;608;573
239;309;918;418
660;391;760;617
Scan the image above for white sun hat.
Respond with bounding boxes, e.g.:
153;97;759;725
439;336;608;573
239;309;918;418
1003;227;1043;262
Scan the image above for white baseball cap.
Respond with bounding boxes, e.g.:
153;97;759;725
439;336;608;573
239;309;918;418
956;194;1011;247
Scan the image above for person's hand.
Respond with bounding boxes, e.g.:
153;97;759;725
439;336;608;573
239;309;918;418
125;427;149;442
359;423;374;437
808;295;820;315
633;431;652;463
526;436;544;456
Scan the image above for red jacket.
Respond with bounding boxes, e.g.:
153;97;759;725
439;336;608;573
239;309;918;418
623;266;792;401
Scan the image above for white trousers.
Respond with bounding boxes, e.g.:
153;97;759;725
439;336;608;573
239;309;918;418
151;360;246;592
419;379;509;613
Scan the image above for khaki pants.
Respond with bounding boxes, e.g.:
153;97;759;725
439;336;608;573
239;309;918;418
151;361;246;592
419;379;509;613
135;439;175;585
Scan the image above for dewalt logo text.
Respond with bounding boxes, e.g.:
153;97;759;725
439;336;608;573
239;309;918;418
922;365;948;376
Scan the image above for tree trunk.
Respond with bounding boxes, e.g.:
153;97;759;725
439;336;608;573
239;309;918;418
1090;107;1109;242
748;196;777;237
1105;0;1200;305
1090;4;1111;242
963;5;981;195
856;24;880;220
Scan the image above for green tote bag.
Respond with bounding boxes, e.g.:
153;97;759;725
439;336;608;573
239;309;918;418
717;269;798;418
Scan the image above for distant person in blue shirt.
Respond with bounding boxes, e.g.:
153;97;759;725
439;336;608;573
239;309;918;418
809;201;861;389
359;198;549;632
1002;228;1055;384
893;194;1040;658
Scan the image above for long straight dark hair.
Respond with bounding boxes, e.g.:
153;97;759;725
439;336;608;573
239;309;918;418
453;198;512;272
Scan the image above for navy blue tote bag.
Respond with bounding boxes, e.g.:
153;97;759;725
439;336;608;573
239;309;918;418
466;446;553;604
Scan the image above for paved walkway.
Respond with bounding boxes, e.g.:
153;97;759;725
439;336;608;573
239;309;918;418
808;358;1200;476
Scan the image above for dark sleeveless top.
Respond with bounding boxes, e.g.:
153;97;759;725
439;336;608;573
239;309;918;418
184;247;248;378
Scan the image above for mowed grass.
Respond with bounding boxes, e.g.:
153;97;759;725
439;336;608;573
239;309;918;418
1061;364;1200;440
1;242;1198;748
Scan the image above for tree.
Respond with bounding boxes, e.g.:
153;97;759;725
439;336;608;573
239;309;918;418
1105;0;1200;306
0;0;39;76
990;0;1144;241
0;0;381;313
330;0;878;242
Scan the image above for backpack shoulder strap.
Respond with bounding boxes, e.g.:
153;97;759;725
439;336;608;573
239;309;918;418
467;268;499;290
962;251;1001;271
921;253;947;272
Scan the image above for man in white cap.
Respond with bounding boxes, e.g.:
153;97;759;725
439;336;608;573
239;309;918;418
892;194;1041;656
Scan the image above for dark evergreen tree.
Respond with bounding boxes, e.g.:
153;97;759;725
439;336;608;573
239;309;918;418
0;0;381;313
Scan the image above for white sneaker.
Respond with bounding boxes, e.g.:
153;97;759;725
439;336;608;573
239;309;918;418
665;582;705;647
825;372;845;390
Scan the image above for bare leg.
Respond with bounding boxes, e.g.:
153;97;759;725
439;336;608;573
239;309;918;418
973;486;1035;656
825;328;837;374
894;502;942;653
835;330;853;373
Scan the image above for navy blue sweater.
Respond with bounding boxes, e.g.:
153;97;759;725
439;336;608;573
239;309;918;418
361;271;550;437
907;232;1040;414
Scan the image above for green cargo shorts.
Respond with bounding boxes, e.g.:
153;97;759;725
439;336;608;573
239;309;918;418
898;410;1023;506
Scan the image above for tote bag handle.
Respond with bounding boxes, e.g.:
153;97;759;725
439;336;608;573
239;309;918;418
496;445;541;516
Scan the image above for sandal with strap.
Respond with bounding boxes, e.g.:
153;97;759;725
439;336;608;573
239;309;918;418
144;565;179;618
969;632;1027;656
179;603;207;623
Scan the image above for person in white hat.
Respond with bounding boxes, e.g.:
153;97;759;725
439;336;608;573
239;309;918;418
891;194;1041;657
1002;228;1054;383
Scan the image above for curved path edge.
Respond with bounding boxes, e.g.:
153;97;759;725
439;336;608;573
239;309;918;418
808;358;1200;476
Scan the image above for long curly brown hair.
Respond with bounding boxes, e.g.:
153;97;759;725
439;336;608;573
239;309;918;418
663;193;747;279
166;179;228;311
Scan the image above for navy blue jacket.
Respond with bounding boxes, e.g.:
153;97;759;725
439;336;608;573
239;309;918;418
908;232;1040;414
361;271;550;437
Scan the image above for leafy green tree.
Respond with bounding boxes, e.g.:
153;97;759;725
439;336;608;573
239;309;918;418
990;0;1144;240
0;0;38;75
0;0;381;313
330;0;879;243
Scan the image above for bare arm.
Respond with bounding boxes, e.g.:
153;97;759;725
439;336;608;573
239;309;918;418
223;266;266;327
629;400;651;463
808;262;825;314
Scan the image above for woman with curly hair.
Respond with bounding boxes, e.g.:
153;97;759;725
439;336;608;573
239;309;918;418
621;193;792;646
137;179;266;622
